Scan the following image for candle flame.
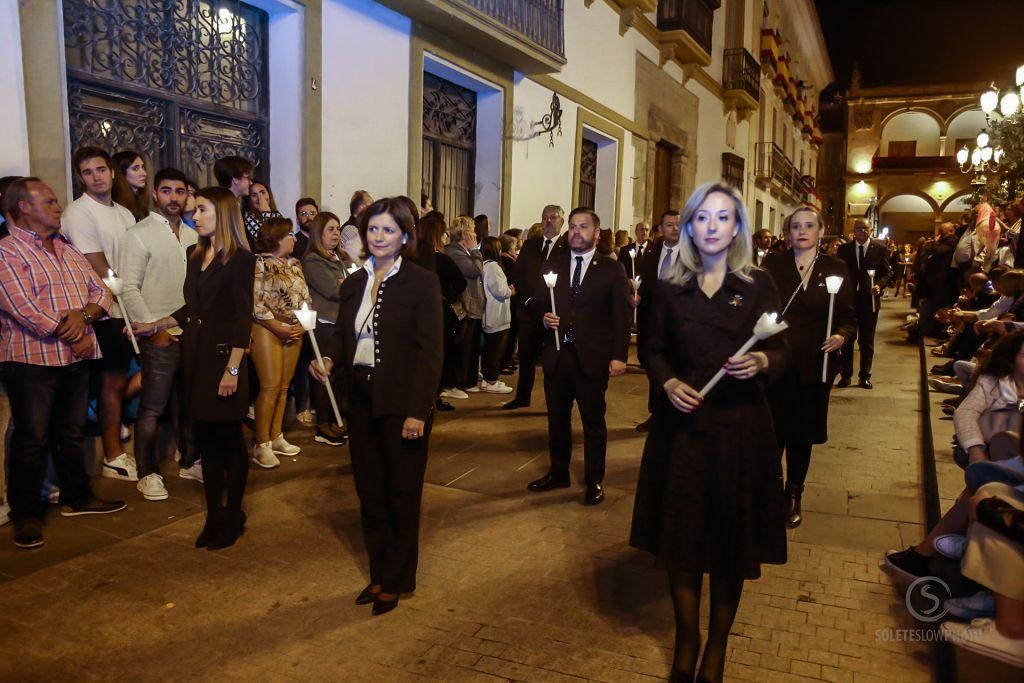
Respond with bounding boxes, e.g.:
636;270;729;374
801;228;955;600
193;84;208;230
543;271;558;288
825;275;844;294
106;268;115;278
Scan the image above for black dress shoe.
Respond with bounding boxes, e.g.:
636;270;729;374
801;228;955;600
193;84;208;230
435;399;455;412
836;377;851;388
372;595;399;616
527;473;571;492
501;399;530;410
584;482;604;506
207;510;246;550
355;584;380;605
859;378;873;389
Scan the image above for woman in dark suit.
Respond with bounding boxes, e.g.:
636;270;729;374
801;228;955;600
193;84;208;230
762;206;855;529
133;186;255;550
311;197;443;616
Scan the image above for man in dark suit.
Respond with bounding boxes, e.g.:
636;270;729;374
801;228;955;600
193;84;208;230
527;207;631;505
635;210;681;431
837;219;894;389
918;221;959;337
502;205;567;409
620;221;651;280
753;229;773;266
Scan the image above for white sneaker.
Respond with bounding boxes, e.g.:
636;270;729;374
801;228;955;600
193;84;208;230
0;502;9;527
119;423;131;441
178;461;204;483
440;388;469;400
136;473;168;501
251;442;280;469
102;453;139;481
296;410;316;426
933;533;967;560
465;383;482;393
481;380;513;394
928;377;962;394
271;434;301;456
942;618;1024;667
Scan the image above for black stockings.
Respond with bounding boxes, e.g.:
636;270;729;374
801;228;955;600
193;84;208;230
668;570;745;683
783;441;813;489
196;420;249;524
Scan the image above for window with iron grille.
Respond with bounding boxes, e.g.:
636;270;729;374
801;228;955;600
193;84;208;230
721;152;745;191
63;0;270;190
578;139;598;210
422;73;477;220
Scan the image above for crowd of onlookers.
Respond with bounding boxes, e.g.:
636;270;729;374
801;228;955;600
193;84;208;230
883;199;1024;667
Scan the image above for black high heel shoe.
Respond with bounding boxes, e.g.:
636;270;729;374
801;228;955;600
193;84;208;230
355;584;380;606
371;595;399;616
195;507;224;548
207;509;246;550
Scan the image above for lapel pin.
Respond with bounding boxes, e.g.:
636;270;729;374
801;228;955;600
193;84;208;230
728;294;744;307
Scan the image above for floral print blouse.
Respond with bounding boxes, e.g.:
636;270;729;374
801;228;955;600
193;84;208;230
253;255;311;322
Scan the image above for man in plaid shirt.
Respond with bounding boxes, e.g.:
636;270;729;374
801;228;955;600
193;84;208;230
0;177;126;550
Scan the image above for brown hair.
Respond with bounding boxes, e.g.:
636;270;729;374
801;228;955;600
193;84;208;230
72;146;112;176
193;186;251;263
246;180;277;214
111;150;150;221
213;156;253;188
349;190;372;218
307;211;346;261
417;212;447;253
597;228;614;255
568;207;601;229
254;216;294;254
357;197;418;260
783;205;827;233
4;176;43;221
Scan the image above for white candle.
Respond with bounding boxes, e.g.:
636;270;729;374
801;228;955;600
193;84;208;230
346;263;360;275
632;276;641;327
822;275;844;383
867;268;877;312
101;269;140;355
294;302;344;426
543;271;561;351
698;312;788;398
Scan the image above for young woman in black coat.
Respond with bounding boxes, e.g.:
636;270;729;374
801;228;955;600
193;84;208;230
762;206;855;528
311;197;443;616
630;182;788;683
133;186;256;550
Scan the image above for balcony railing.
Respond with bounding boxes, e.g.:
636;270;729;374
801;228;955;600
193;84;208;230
755;142;808;203
657;0;719;56
465;0;564;58
723;47;759;101
870;155;958;173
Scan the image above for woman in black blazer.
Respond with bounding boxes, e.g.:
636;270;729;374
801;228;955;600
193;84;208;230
133;186;256;550
762;206;855;529
312;197;443;616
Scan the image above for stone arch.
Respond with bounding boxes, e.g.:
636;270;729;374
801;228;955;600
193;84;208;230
943;104;985;135
940;189;974;214
878;190;940;214
879;110;943;156
879;106;945;134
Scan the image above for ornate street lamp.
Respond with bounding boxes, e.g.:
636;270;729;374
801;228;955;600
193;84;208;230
958;131;1003;187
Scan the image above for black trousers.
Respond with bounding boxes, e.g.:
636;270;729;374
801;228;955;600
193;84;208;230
512;317;542;404
4;361;93;521
454;317;482;389
481;330;508;383
501;299;519;370
842;298;878;380
194;420;248;519
311;322;341;426
543;346;609;484
347;369;431;594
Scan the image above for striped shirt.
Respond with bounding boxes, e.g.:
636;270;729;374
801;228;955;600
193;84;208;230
0;225;112;366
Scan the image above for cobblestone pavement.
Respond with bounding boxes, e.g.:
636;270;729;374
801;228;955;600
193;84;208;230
0;300;935;682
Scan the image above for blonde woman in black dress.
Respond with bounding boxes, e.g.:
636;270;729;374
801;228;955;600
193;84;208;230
630;182;788;683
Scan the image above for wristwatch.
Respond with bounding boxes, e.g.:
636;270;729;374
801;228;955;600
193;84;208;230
80;308;94;325
226;366;240;377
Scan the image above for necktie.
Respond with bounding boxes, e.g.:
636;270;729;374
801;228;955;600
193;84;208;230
858;244;865;269
565;256;584;344
543;239;552;259
659;247;673;280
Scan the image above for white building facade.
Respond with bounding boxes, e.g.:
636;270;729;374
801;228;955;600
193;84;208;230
4;0;831;236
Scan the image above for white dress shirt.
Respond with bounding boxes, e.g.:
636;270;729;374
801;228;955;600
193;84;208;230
569;247;597;285
657;242;681;280
352;256;402;367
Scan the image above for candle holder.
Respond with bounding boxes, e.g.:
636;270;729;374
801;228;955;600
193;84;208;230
294;302;344;426
543;271;560;351
698;312;788;398
101;269;140;355
822;275;844;383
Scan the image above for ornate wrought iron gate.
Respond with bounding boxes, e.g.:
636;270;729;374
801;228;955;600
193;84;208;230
578;139;597;210
63;0;270;189
422;72;477;220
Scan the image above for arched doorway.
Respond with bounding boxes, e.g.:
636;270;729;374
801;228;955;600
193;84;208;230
879;194;938;245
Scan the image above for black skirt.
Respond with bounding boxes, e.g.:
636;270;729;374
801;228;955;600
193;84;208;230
769;369;833;445
629;392;788;580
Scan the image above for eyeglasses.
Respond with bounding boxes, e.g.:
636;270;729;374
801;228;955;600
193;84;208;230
298;210;317;218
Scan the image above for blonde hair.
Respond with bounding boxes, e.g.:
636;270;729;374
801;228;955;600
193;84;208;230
670;182;754;284
450;215;476;243
193;186;251;263
783;205;827;234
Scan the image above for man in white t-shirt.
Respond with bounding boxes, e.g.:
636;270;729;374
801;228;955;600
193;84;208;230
62;147;139;482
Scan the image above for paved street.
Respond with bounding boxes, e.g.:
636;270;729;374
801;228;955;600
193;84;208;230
0;300;935;682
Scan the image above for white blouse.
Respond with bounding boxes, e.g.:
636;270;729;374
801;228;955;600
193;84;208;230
352;256;402;367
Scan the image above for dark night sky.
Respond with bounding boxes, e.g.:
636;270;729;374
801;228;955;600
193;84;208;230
814;0;1024;90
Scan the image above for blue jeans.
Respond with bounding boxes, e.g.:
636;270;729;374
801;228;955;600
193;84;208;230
136;338;196;477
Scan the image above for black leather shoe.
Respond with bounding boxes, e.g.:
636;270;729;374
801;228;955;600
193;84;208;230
635;415;653;433
501;399;530;410
372;595;399;616
355;584;380;605
785;483;804;529
859;378;873;389
836;377;851;388
584;482;604;506
435;399;455;412
527;474;571;492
